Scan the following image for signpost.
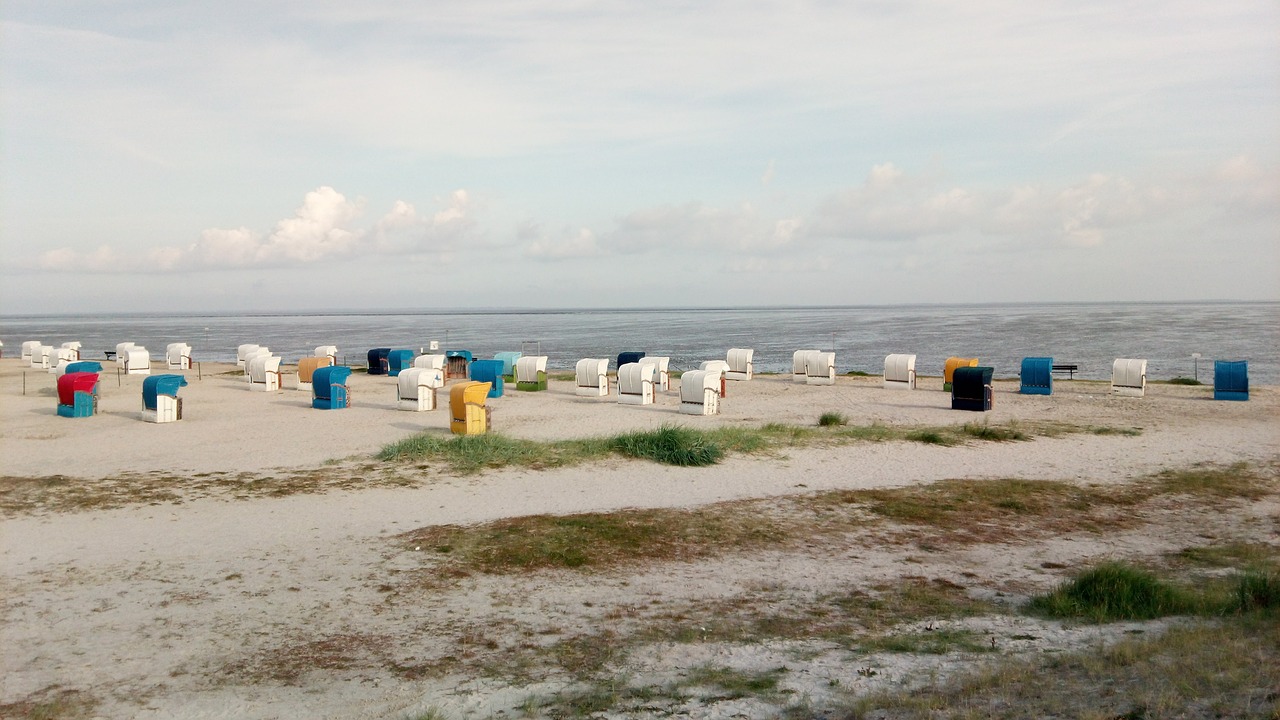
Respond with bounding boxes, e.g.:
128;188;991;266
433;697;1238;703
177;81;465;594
1192;353;1201;383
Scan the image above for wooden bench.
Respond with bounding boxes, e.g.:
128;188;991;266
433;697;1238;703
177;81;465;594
104;351;117;361
1051;364;1079;379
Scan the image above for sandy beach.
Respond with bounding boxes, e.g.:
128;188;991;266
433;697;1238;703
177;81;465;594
2;358;1277;718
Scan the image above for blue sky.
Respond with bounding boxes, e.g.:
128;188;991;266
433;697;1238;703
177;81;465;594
2;0;1277;313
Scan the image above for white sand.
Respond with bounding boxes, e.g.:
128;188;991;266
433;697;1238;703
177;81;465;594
1;358;1277;718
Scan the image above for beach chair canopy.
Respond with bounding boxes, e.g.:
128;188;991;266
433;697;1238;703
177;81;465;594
469;359;506;397
65;361;103;375
681;368;720;399
142;374;188;410
58;372;99;406
21;340;42;361
314;345;338;360
61;341;82;357
1111;358;1147;394
725;348;754;379
367;348;391;374
166;343;192;368
248;354;282;381
445;350;474;362
576;358;609;386
943;357;979;386
515;355;548;382
124;347;151;372
617;351;645;368
493;352;522;377
884;354;917;386
236;344;260;364
806;352;836;379
1214;360;1249;400
793;350;819;377
313;366;352;403
449;381;491;434
1019;357;1053;395
617;362;655;394
298;356;333;383
700;360;730;374
398;367;445;398
386;349;415;375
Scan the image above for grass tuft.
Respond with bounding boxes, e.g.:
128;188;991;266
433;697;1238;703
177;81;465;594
610;425;724;467
1232;571;1280;614
1167;377;1203;385
817;411;847;427
961;421;1027;441
1026;562;1196;622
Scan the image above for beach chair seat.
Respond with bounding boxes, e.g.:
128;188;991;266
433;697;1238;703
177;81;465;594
575;358;610;397
617;362;656;405
314;345;339;364
805;352;836;385
312;366;353;409
414;354;446;372
469;359;506;397
445;350;473;380
952;366;994;411
1111;358;1147;398
124;347;152;375
494;352;523;381
793;350;819;383
640;356;671;391
884;354;917;390
21;340;43;364
449;381;492;435
166;343;193;370
56;371;99;418
367;348;392;376
248;354;282;391
398;366;445;411
679;369;721;415
386;349;415;377
141;374;188;423
297;356;333;392
1213;360;1248;401
1020;357;1053;395
515;355;549;391
725;348;754;381
699;360;730;397
943;357;979;392
236;344;261;369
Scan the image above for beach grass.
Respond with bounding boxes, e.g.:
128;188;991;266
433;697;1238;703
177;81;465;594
1026;562;1198;621
1166;376;1204;385
817;411;847;427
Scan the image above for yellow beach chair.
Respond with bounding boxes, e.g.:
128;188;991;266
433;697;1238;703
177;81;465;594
450;381;492;435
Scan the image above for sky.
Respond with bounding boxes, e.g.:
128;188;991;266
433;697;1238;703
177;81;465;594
2;0;1277;314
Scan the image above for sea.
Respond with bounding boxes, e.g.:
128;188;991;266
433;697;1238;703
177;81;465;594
2;302;1277;384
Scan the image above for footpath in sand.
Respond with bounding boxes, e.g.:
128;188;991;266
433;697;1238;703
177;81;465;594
1;359;1277;718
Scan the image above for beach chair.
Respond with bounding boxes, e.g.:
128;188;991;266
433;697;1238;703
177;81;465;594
1019;357;1053;395
21;340;43;364
56;371;99;418
805;352;836;385
494;352;522;381
641;356;672;391
793;350;819;382
296;356;333;392
617;351;646;370
236;344;261;369
884;354;917;390
124;347;152;375
248;354;282;391
952;366;994;411
397;366;445;411
575;358;610;397
1111;358;1147;398
141;374;188;423
449;381;492;435
679;369;721;416
1214;360;1249;401
469;359;506;397
617;362;656;405
312;366;353;409
61;341;82;360
725;348;754;381
699;360;730;398
166;343;193;370
241;348;272;381
445;350;473;380
414;354;446;372
314;345;339;364
386;349;415;377
515;355;549;391
48;347;77;373
61;361;103;378
943;357;979;392
30;345;54;370
367;348;392;376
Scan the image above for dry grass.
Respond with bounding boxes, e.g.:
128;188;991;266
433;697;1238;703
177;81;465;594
0;686;99;720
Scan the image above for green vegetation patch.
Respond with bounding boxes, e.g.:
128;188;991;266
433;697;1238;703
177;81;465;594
1027;562;1198;622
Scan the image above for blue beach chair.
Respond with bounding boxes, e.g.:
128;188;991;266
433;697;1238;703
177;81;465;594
469;359;506;398
1020;357;1053;395
1213;360;1248;401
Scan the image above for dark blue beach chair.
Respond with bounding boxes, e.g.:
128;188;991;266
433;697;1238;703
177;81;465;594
1020;357;1053;395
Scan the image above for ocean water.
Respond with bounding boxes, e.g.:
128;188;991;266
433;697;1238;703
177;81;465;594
2;302;1277;384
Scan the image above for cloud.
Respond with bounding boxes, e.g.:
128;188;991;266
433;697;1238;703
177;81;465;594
523;225;603;260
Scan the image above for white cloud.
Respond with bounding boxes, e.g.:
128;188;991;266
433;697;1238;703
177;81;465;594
523;226;603;259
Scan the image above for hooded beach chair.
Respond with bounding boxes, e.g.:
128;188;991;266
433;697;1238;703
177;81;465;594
414;354;446;372
469;359;506;397
617;351;646;369
236;344;261;369
166;343;193;370
575;358;610;397
884;354;917;390
725;348;754;381
1111;359;1147;398
248;354;282;391
57;371;99;418
124;347;152;375
515;355;549;391
21;340;43;364
699;360;731;398
241;348;271;381
943;357;979;392
806;352;836;385
314;345;339;364
62;361;103;377
1019;357;1053;395
61;341;82;360
679;369;721;416
48;347;77;373
641;356;672;392
952;366;994;411
617;362;656;405
141;374;188;423
793;350;819;382
312;366;352;409
445;350;473;380
296;356;333;392
494;352;523;381
1214;360;1249;401
367;348;392;376
386;349;415;377
398;366;445;411
30;345;54;370
449;381;492;435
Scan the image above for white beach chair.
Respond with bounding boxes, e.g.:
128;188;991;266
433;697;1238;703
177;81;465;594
166;343;193;370
236;344;263;369
247;354;282;391
725;348;754;381
515;355;549;391
124;347;152;375
1111;358;1148;398
314;345;339;364
639;356;671;392
21;340;43;364
242;348;273;381
617;362;656;405
883;354;917;390
397;367;445;411
414;354;446;372
575;358;610;397
48;347;76;373
699;360;731;398
60;341;82;360
793;350;820;383
116;342;137;369
29;345;53;370
806;352;836;385
679;369;721;416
